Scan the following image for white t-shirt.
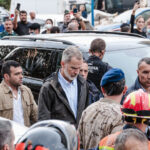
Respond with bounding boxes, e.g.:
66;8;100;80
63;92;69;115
12;88;24;125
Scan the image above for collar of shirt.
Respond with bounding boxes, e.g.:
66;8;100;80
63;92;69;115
89;55;101;61
100;97;120;104
137;78;146;92
58;70;77;86
8;86;21;99
140;85;146;92
3;30;15;35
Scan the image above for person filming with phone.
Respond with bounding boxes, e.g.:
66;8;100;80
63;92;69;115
130;1;146;37
72;8;86;30
13;3;31;35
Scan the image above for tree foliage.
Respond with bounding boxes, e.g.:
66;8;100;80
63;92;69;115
0;0;11;10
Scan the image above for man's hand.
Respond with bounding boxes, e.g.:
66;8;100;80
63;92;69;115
15;9;19;16
13;9;19;29
74;12;81;19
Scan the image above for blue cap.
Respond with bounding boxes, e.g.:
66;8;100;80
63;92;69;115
100;68;125;86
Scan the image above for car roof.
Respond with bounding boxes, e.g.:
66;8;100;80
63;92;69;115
26;32;150;51
2;31;150;52
0;36;75;50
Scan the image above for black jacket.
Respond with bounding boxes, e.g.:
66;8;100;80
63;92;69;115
121;77;142;104
130;14;146;37
14;21;31;35
87;79;103;104
38;72;89;128
87;55;112;90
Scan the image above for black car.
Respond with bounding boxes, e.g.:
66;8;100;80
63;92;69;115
0;37;78;101
1;31;150;102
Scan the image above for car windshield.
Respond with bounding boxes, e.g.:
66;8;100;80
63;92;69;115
104;47;150;87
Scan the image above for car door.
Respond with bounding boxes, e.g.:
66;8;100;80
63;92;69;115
4;47;63;102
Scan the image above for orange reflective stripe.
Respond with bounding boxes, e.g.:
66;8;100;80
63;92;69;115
131;93;136;106
35;146;49;150
99;131;121;150
15;143;25;150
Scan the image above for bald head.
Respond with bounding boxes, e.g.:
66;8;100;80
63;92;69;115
29;12;36;20
68;22;79;31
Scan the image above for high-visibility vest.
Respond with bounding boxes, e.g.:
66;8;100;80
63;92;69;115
99;131;121;150
99;131;150;150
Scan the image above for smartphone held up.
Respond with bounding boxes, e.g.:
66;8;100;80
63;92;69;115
16;3;20;11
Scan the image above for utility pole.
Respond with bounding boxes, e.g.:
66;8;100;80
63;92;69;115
91;0;94;26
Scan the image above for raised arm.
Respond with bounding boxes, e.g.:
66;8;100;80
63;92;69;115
76;12;86;30
130;2;140;33
13;9;19;30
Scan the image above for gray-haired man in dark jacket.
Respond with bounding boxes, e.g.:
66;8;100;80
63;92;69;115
38;46;89;128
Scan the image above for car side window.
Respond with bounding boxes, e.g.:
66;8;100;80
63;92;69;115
0;46;17;59
5;48;62;79
138;10;150;22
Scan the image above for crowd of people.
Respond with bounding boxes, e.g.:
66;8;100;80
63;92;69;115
0;2;150;150
0;36;149;150
120;2;150;38
0;4;88;38
0;2;150;39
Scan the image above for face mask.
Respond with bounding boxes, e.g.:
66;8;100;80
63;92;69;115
45;24;52;29
147;29;150;33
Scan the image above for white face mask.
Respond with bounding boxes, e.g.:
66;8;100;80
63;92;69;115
45;24;52;29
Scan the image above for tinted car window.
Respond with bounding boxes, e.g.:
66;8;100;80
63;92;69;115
5;47;62;79
0;46;17;59
105;0;135;13
104;47;150;87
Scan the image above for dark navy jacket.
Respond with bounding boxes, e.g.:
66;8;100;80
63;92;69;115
87;79;103;104
121;77;143;105
87;55;112;91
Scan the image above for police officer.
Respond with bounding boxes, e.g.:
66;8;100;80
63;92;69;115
87;38;112;90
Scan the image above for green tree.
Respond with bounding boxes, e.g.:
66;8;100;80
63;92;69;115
0;0;11;10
